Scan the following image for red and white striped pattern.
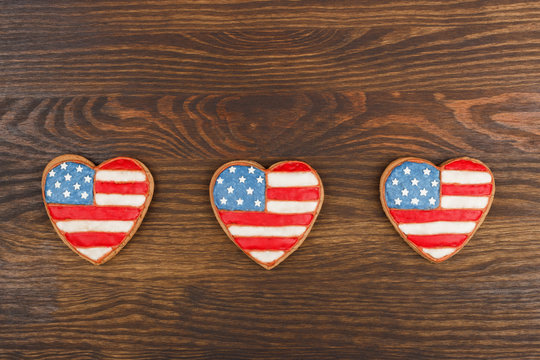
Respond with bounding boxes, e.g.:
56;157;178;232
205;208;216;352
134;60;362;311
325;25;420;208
47;158;150;264
387;158;494;262
216;161;323;268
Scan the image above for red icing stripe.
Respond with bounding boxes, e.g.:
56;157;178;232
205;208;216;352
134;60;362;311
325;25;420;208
266;187;320;201
219;211;313;226
407;234;468;248
99;158;142;170
47;205;141;221
443;159;488;171
94;181;149;194
234;237;298;250
65;232;126;247
389;209;483;223
441;184;493;196
271;162;312;172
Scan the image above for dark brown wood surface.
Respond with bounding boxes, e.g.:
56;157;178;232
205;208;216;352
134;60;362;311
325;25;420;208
1;2;539;359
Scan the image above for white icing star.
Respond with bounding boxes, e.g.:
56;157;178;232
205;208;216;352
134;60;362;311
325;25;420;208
217;177;224;184
431;179;439;187
429;197;436;205
256;176;264;183
246;187;254;195
411;178;419;186
84;175;92;183
403;167;411;175
239;176;246;183
76;165;83;173
392;178;398;185
236;198;244;205
54;181;61;188
46;190;52;197
63;190;70;198
394;198;402;205
248;166;255;174
229;166;236;173
227;186;234;194
254;199;262;207
401;188;409;196
423;168;431;176
420;188;428;196
60;162;68;170
81;191;89;199
49;170;56;177
73;182;81;190
220;197;227;204
411;197;419;205
64;173;72;181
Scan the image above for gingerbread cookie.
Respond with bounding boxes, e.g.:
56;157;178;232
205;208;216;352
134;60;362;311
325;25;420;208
42;155;154;265
380;157;494;262
210;161;324;269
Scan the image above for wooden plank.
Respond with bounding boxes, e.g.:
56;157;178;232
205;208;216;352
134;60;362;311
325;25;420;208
2;1;540;95
3;1;540;30
0;92;538;359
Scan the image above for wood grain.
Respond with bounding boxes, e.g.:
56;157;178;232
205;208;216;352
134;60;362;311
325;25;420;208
0;92;539;359
2;1;540;95
1;1;540;358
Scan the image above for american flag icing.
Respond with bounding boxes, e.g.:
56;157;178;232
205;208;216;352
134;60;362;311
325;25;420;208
42;156;153;265
381;157;494;262
210;161;324;269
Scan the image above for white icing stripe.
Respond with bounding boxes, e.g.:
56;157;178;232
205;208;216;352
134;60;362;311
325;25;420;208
56;220;135;233
266;200;319;214
95;194;146;207
76;247;113;261
267;172;319;187
398;221;476;235
95;170;147;182
441;196;490;209
249;250;285;264
422;247;457;259
441;170;492;184
228;225;307;237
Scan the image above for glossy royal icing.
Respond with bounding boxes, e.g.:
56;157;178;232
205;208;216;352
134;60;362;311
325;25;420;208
380;157;495;262
210;160;324;269
42;155;154;265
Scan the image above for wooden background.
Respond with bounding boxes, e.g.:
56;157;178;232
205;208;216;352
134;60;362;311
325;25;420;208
1;1;539;359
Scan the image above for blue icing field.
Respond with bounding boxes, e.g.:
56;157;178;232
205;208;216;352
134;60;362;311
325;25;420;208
44;162;95;205
385;161;440;210
213;165;266;211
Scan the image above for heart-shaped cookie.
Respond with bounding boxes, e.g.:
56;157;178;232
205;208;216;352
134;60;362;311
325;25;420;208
42;155;153;265
380;157;494;262
210;161;324;269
